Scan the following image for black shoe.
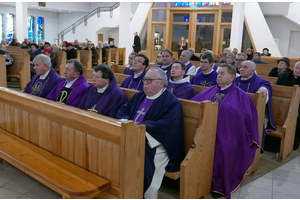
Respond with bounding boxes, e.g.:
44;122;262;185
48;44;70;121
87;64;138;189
211;192;223;198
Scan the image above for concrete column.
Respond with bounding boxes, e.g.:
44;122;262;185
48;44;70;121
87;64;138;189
119;2;131;64
229;2;245;52
16;2;28;42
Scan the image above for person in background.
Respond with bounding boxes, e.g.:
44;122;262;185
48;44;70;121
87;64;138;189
28;43;43;76
38;41;44;50
188;48;200;61
123;52;137;75
261;48;271;56
109;41;117;48
133;32;141;54
0;44;13;73
65;43;77;61
43;42;56;67
219;52;227;64
268;57;291;77
9;38;20;46
156;53;162;66
246;47;254;60
252;52;264;64
177;36;187;58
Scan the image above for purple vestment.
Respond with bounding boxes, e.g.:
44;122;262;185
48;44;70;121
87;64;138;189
157;62;173;80
46;75;89;107
185;62;193;73
77;78;127;118
23;68;62;98
133;98;155;123
123;66;133;75
166;76;195;99
191;83;259;198
120;70;146;91
191;70;218;87
196;63;219;74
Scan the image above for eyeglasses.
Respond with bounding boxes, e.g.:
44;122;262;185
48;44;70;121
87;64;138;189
200;61;210;64
142;78;162;84
235;59;245;62
133;60;143;64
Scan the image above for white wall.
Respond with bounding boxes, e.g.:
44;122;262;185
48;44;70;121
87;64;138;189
286;2;300;26
57;12;88;34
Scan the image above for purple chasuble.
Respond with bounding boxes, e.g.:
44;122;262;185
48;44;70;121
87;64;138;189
191;84;259;198
185;62;193;74
166;76;195;100
77;78;127;118
157;62;173;80
120;70;146;91
133;98;155;123
23;67;62;98
123;66;134;75
191;70;218;87
196;63;218;74
46;75;89;107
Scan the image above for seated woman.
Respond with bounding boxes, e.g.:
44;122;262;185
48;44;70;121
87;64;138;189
261;48;271;56
65;43;77;61
268;57;291;77
226;53;236;66
28;43;43;75
43;42;56;67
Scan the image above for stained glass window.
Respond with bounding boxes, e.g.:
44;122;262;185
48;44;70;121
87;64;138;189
37;16;44;42
6;13;15;43
0;13;3;41
27;16;35;43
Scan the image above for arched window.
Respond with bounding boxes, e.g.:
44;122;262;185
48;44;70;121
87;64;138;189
27;16;35;43
37;16;44;42
6;13;15;43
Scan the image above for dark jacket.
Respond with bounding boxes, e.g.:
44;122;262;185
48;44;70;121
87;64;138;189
84;47;98;63
261;53;271;56
190;54;200;61
28;49;43;62
276;70;300;86
133;35;141;53
65;48;77;60
268;67;292;77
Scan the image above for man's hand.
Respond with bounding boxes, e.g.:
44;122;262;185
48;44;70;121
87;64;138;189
258;87;268;98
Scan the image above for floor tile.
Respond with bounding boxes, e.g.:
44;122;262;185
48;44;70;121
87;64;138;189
277;162;300;174
24;184;60;199
273;179;300;196
18;195;35;199
273;191;300;199
239;185;272;199
0;167;23;187
262;171;273;179
0;188;23;199
242;177;272;191
2;174;40;194
289;157;300;164
273;168;300;185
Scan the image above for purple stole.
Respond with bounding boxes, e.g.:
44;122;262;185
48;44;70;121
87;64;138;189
158;62;173;80
185;62;193;73
191;70;218;87
133;98;155;123
196;63;218;74
123;66;133;75
30;78;51;97
120;71;146;91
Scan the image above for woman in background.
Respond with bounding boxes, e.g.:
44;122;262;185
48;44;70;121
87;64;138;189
178;36;187;58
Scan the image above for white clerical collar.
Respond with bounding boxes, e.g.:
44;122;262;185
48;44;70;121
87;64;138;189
146;88;166;99
185;61;190;66
240;74;254;80
203;68;214;75
97;83;109;93
39;69;50;80
161;63;171;69
220;83;232;90
170;75;190;84
133;71;143;78
65;76;79;88
128;65;132;69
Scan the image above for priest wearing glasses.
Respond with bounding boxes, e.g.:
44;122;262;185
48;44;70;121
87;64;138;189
117;67;185;199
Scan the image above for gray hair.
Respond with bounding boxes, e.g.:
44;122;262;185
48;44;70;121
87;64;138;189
203;50;213;56
236;52;248;60
188;48;195;53
33;54;51;68
148;67;168;87
0;44;6;50
242;60;256;70
182;50;191;59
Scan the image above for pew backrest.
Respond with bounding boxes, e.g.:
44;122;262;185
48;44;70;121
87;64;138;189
79;50;92;69
53;51;67;77
0;56;7;87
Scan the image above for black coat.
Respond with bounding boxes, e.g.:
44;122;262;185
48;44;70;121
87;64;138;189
268;67;291;77
65;48;77;60
84;47;98;63
133;35;141;53
28;49;43;61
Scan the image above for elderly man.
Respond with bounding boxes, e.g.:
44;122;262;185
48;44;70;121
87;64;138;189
188;48;200;61
192;53;218;87
235;61;276;149
156;49;174;80
78;64;127;118
46;59;89;107
117;67;185;199
276;61;300;149
121;54;149;91
0;44;13;72
179;50;196;75
166;61;195;99
123;52;137;75
235;53;247;73
24;54;62;98
73;39;82;50
191;64;259;199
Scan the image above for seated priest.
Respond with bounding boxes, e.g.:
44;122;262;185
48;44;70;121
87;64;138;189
117;67;185;199
191;53;218;87
78;63;127;118
123;52;137;75
195;50;219;74
235;60;276;149
191;64;259;199
156;49;174;80
179;50;196;75
23;54;62;98
120;53;149;91
46;59;89;107
166;60;195;99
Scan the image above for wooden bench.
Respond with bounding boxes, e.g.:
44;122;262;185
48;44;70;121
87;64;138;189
0;56;7;88
0;87;146;198
192;85;265;174
260;75;278;84
53;51;67;77
6;48;29;54
79;50;92;69
93;49;102;66
120;88;219;199
261;56;299;66
7;53;30;90
268;85;300;162
118;47;126;65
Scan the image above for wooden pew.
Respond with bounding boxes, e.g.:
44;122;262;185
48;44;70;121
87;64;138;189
79;50;92;69
110;48;118;65
7;53;30;90
118;47;126;65
261;56;299;67
192;85;265;174
6;47;29;54
112;64;127;74
53;51;67;77
93;49;102;66
260;75;278;84
0;87;146;199
121;88;219;199
0;56;7;88
83;69;128;87
190;60;200;68
268;85;300;162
